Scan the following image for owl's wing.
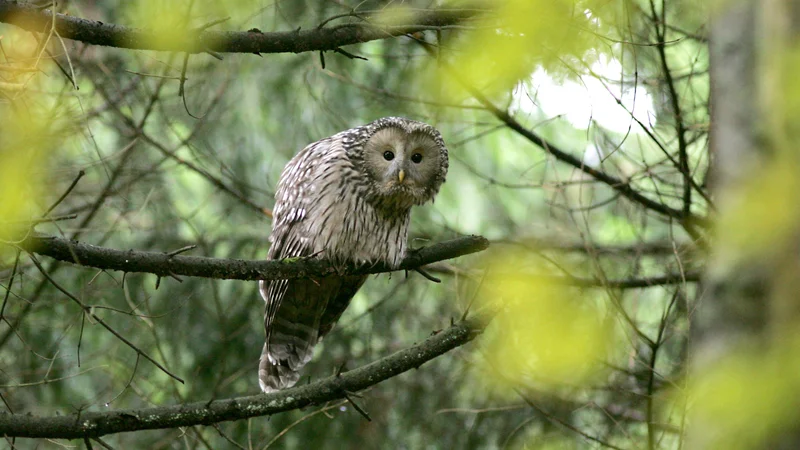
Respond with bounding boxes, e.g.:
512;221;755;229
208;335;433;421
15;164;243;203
317;275;367;338
259;139;355;392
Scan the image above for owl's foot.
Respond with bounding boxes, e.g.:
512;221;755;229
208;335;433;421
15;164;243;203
333;264;350;277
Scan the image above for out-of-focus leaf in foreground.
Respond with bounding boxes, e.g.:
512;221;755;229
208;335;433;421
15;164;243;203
689;42;800;449
0;98;74;263
1;111;47;253
715;161;800;263
475;251;614;392
429;0;617;100
681;337;800;450
127;0;195;51
125;0;261;51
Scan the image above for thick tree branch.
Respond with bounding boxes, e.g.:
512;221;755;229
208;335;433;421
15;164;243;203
0;2;481;54
0;315;487;439
18;234;489;280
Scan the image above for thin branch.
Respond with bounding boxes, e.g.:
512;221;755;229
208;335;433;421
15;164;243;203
648;0;692;217
262;401;347;450
0;250;20;319
414;267;441;283
342;392;371;421
137;131;272;217
586;271;699;288
212;423;247;450
514;387;626;450
5;214;78;225
493;239;696;256
26;254;185;384
20;234;489;281
91;437;114;449
417;41;709;230
0;315;487;439
43;170;85;216
435;265;699;289
0;2;482;54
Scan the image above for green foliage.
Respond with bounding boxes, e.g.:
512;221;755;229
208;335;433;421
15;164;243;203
477;251;617;390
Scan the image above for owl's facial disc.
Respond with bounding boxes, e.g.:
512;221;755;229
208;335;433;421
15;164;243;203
362;127;442;207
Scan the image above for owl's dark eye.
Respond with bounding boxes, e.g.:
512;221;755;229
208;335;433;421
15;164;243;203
383;151;395;161
411;153;423;164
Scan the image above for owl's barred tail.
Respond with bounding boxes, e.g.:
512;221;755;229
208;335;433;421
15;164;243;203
258;317;319;393
259;344;301;393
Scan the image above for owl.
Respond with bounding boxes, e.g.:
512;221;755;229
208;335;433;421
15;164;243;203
259;117;449;393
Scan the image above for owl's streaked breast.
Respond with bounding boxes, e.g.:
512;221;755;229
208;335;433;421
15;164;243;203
298;147;409;268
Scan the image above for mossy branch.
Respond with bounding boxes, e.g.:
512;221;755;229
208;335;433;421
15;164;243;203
19;234;489;280
0;2;481;55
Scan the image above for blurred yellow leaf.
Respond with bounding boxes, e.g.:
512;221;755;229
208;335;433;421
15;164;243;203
684;337;800;449
716;161;800;260
125;0;261;51
0;115;44;246
433;0;613;100
372;5;417;27
0;101;73;262
127;0;194;51
0;25;40;59
477;251;613;390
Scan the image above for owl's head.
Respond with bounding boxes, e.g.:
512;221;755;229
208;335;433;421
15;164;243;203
348;117;448;211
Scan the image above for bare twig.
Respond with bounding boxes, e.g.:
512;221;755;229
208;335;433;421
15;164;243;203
648;0;692;217
26;254;185;384
44;170;85;216
166;245;197;257
414;267;442;283
417;41;709;231
0;251;20;320
343;392;371;421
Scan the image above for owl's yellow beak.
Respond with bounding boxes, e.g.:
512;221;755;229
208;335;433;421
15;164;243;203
398;169;405;184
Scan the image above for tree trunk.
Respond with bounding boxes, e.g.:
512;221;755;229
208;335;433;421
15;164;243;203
691;0;800;447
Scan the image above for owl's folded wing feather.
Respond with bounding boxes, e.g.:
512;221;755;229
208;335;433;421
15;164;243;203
259;139;349;392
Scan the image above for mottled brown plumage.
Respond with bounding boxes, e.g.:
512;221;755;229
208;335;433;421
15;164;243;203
259;117;448;392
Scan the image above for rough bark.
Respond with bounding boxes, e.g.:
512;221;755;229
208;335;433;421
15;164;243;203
19;234;489;280
691;0;800;447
